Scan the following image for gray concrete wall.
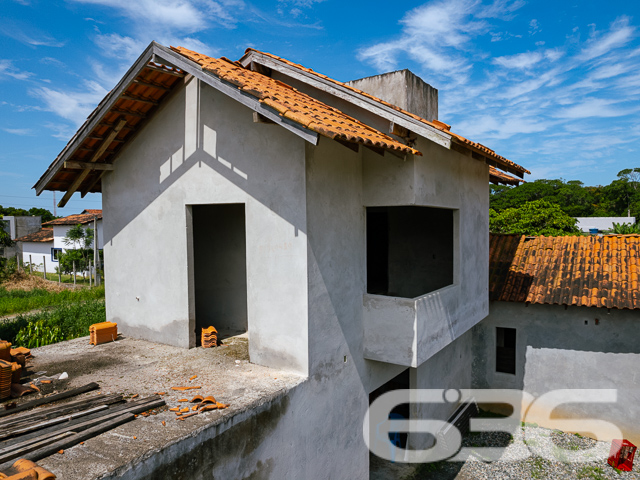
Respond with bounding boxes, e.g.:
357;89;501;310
473;301;640;444
410;328;474;450
103;77;309;374
347;69;438;122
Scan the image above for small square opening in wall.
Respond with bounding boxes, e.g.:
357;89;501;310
496;327;516;374
366;206;454;298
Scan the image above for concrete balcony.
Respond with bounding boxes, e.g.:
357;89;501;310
363;284;477;368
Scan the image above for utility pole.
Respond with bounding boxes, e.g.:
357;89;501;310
94;215;100;286
53;192;57;217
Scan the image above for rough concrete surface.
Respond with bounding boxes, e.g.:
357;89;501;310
16;335;302;479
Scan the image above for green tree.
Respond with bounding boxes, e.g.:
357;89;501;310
61;224;94;272
0;217;12;248
27;207;55;223
490;200;580;236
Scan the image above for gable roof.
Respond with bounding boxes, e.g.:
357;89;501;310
34;41;528;207
489;234;640;310
241;48;530;178
15;228;53;243
171;46;420;157
43;210;102;226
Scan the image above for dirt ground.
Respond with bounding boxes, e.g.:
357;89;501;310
1;272;75;292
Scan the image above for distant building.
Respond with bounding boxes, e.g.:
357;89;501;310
575;216;636;233
474;233;640;445
15;210;102;272
0;215;42;260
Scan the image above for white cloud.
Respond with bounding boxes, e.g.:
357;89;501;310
94;33;145;61
30;81;108;126
579;16;635;61
0;23;65;47
3;128;33;135
69;0;241;32
493;51;543;69
0;60;33;80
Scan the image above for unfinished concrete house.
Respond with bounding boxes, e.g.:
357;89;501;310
474;233;640;445
34;42;528;478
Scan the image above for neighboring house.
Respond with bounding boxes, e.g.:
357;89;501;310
474;233;640;444
34;42;528;478
0;215;41;259
16;210;103;272
575;216;636;233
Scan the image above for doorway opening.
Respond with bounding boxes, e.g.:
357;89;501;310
191;204;247;345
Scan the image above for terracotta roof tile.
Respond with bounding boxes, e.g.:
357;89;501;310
43;211;102;226
489;234;640;310
15;228;53;243
171;46;421;156
489;166;522;186
243;48;529;177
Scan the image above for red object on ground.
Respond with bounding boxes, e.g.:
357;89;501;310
608;439;637;471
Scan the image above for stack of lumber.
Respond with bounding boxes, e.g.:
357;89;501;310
201;326;217;348
89;322;118;346
0;362;10;400
0;382;165;468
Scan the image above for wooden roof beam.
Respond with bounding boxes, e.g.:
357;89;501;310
64;161;114;171
132;79;171;91
58;119;127;208
120;95;159;105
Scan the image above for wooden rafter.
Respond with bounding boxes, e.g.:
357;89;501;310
58;118;127;208
132;79;171;91
63;161;114;171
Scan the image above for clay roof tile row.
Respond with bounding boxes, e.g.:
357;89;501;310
243;48;530;176
43;210;102;226
171;46;421;156
15;228;53;243
489;233;640;310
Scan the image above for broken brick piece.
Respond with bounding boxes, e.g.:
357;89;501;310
189;375;197;381
171;386;201;391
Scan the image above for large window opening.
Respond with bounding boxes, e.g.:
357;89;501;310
366;206;454;298
496;327;516;374
192;204;248;345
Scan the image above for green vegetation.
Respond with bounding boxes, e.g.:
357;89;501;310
1;300;106;348
608;221;640;234
490;200;580;236
0;205;55;222
577;465;607;480
491;169;640;219
0;285;104;316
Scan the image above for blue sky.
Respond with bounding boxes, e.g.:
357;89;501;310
1;0;639;215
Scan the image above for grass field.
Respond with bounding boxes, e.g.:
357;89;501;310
0;284;105;316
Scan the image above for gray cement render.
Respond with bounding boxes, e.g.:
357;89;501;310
575;216;636;232
347;69;439;122
473;301;640;444
98;68;491;478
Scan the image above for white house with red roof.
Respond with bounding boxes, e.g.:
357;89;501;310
15;209;103;272
33;42;529;479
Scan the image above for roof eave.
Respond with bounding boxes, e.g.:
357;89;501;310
35;43;321;200
239;49;453;150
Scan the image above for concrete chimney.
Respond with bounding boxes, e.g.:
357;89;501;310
347;69;438;122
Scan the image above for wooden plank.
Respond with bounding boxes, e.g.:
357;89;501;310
120;95;159;105
0;383;99;419
144;64;184;76
34;41;159;195
111;108;147;119
63;161;114;171
58;119;127;208
0;406;109;440
15;413;135;465
253;112;275;124
132;79;171;91
87;136;125;142
334;137;359;153
0;396;163;450
0;398;165;464
390;121;410;138
0;394;123;429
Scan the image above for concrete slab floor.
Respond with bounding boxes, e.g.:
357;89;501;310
7;334;303;479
